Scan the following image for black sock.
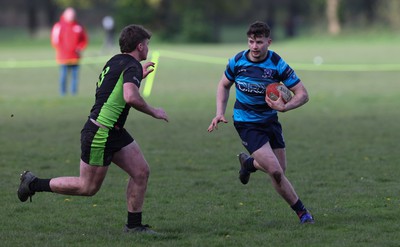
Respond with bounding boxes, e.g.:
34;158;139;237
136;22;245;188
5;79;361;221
291;199;307;217
29;178;53;192
127;212;142;228
244;157;257;173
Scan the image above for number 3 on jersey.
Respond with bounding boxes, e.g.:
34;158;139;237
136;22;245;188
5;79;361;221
97;66;110;87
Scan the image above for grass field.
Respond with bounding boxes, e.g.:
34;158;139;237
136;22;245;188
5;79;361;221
1;33;400;246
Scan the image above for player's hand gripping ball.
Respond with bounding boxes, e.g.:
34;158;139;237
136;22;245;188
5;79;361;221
266;83;292;103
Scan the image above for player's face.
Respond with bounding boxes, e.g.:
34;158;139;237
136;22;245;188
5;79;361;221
138;39;150;61
247;36;271;62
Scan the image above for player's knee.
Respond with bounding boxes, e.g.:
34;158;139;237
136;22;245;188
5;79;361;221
134;166;150;183
272;171;282;185
86;188;99;196
80;185;101;196
140;166;150;179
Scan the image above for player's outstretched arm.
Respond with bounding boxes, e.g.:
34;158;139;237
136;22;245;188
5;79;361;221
208;115;228;132
124;82;168;122
208;75;233;132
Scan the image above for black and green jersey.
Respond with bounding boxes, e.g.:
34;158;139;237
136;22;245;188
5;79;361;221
89;54;143;129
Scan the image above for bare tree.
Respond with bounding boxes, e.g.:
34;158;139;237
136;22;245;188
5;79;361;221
27;0;38;36
326;0;341;35
380;0;400;30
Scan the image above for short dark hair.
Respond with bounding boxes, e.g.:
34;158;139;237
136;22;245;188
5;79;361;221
247;21;271;38
119;24;152;53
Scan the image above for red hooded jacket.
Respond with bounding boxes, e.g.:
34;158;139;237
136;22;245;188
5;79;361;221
51;15;88;65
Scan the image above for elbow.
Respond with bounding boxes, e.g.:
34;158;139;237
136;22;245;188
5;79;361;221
300;89;309;104
126;98;138;108
304;94;309;104
126;97;146;110
124;94;137;106
124;97;136;108
124;96;132;106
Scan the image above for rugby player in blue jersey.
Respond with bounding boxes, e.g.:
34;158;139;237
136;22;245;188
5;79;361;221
208;21;314;224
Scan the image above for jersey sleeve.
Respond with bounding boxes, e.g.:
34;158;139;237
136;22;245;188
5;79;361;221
277;58;300;88
224;51;245;81
224;57;235;81
123;64;143;88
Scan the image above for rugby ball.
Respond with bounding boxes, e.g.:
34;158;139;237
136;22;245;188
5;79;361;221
266;83;292;103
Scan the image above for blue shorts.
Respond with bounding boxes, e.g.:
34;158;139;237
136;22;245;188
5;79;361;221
234;117;285;154
80;120;134;166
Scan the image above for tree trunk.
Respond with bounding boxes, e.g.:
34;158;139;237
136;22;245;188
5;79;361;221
27;0;38;36
44;0;58;27
326;0;341;35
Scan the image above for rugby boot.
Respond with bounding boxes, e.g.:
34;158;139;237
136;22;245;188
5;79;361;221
17;171;37;202
123;224;158;235
238;152;251;184
299;211;315;224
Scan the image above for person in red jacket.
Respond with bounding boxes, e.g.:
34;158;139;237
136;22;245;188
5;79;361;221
51;7;88;96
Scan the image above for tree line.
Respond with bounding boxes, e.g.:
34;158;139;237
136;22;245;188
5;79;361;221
23;0;400;42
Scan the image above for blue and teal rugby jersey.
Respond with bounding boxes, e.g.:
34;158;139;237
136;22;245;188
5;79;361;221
225;50;300;123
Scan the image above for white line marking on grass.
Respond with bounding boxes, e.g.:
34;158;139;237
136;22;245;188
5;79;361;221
1;50;399;72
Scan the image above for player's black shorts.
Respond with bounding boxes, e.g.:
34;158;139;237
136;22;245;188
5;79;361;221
80;119;134;166
234;116;285;155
